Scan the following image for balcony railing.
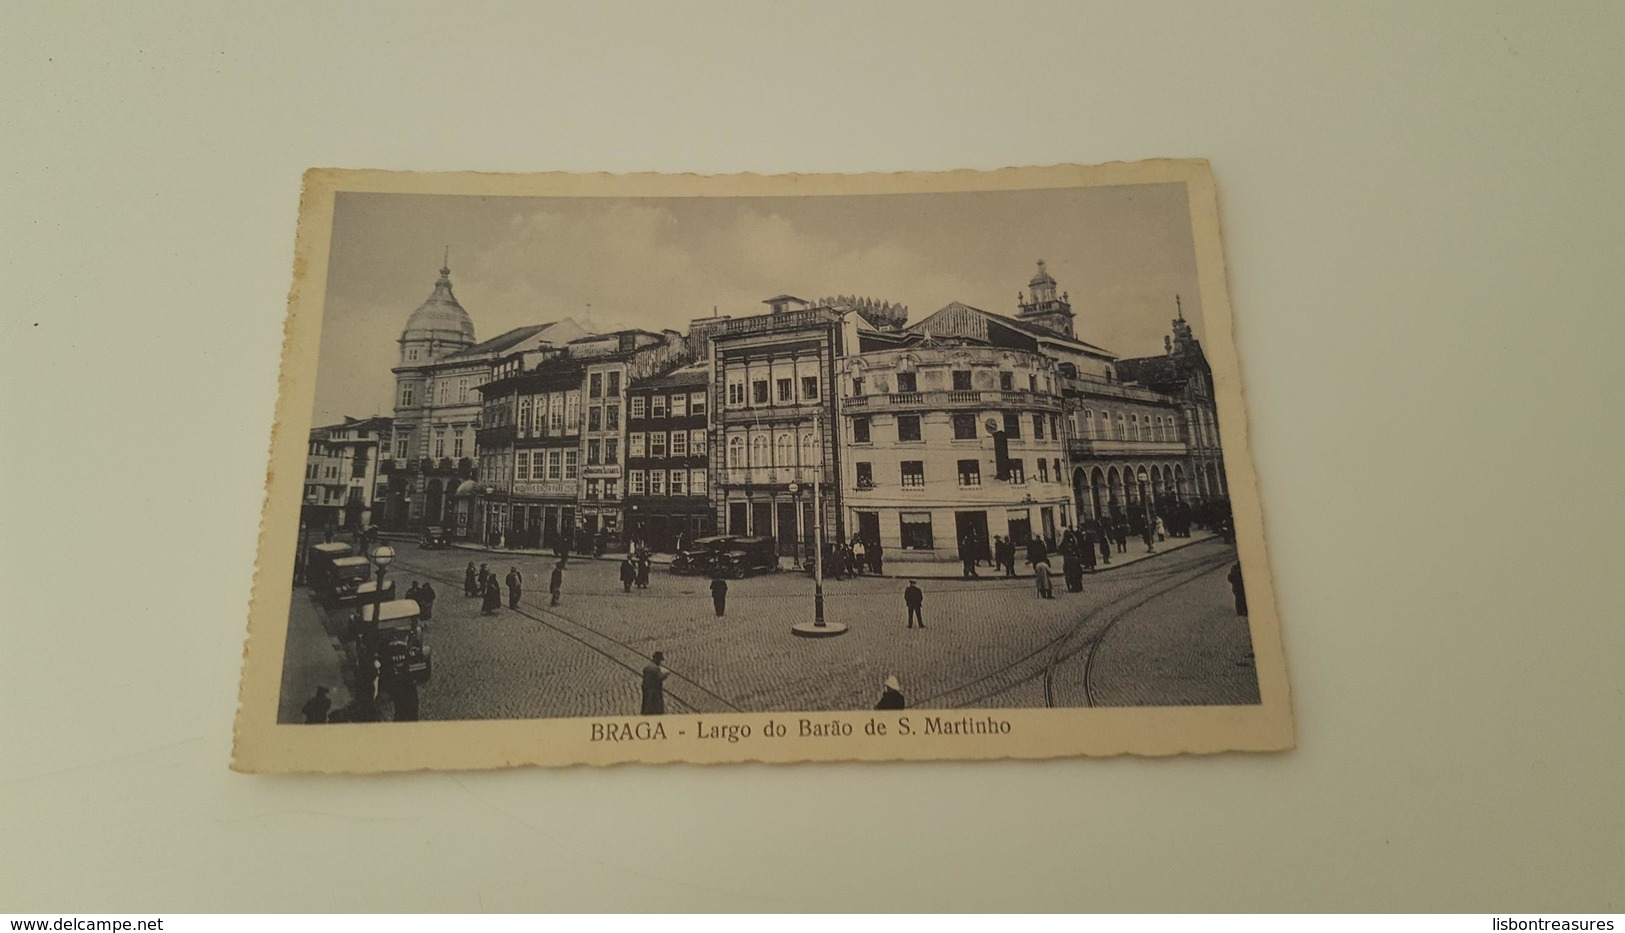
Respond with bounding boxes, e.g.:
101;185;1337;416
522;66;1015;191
842;389;1061;412
1067;437;1188;457
719;466;830;487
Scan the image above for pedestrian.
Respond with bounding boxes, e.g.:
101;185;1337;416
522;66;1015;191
1081;533;1097;573
464;561;477;596
1114;522;1128;554
904;580;924;629
1034;561;1054;599
620;556;637;593
635;555;651;590
553;536;568;569
1026;536;1049;569
959;535;977;579
1063;550;1083;592
641;651;668;715
505;566;523;609
301;685;331;724
1228;562;1247;617
710;574;728;617
870;539;884;575
874;674;905;710
478;563;490;594
1099;529;1112;565
1155;516;1167;542
417;580;436;621
481;575;501;615
549;561;564;606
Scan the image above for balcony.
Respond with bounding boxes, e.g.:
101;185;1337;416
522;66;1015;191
475;424;516;448
1067;437;1188;458
1060;374;1170;404
719;466;831;487
842;389;1061;413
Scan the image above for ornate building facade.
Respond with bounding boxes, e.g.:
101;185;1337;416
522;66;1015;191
624;362;712;552
710;297;858;560
383;260;590;536
837;334;1070;563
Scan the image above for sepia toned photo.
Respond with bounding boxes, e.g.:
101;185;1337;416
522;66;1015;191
233;161;1293;772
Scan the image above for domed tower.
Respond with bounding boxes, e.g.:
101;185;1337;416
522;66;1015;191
399;256;476;365
1016;259;1076;339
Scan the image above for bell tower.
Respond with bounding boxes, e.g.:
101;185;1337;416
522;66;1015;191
1016;259;1075;338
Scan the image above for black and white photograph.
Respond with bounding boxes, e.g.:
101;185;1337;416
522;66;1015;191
236;162;1291;770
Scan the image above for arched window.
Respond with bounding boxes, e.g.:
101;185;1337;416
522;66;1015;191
1116;412;1126;440
776;433;793;466
799;432;817;466
728;436;744;468
1130;414;1140;440
1083;410;1094;439
750;436;768;468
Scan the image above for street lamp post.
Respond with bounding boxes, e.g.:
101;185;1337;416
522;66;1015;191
791;412;846;637
369;543;396;626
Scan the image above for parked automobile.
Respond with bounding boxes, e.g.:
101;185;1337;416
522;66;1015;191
325;555;396;607
420;526;450;549
670;535;739;576
713;536;779;578
304;542;353;592
349;598;432;711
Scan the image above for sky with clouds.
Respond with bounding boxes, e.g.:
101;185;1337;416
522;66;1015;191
313;182;1205;426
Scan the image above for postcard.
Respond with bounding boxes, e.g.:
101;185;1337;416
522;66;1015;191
233;160;1293;772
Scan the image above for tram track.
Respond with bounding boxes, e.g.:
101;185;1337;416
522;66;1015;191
388;554;742;715
915;548;1235;710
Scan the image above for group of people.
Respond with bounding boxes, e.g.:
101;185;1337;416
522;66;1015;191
618;550;654;592
402;580;437;619
463;560;568;612
817;536;885;579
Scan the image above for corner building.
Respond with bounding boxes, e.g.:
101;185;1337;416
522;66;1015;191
838;333;1070;564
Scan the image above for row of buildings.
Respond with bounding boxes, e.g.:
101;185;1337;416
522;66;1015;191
304;258;1230;566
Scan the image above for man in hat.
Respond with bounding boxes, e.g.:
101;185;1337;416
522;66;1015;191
549;561;564;606
619;556;637;593
505;566;523;609
904;580;924;629
710;574;728;617
641;651;668;715
874;675;905;710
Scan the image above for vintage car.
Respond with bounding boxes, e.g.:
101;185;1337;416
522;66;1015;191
350;598;431;702
713;535;780;578
419;526;450;549
669;535;737;576
303;541;353;591
324;555;396;607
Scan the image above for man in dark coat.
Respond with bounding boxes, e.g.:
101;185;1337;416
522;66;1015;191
620;557;637;593
505;566;523;609
464;562;478;596
1063;550;1083;592
1081;533;1097;572
1099;528;1112;565
1026;536;1049;569
641;651;668;715
1228;562;1247;617
904;580;924;629
301;685;331;724
481;576;501;615
710;575;728;617
635;555;651;590
870;540;884;575
417;581;436;621
478;563;490;594
549;562;564;606
874;675;905;710
958;536;977;579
